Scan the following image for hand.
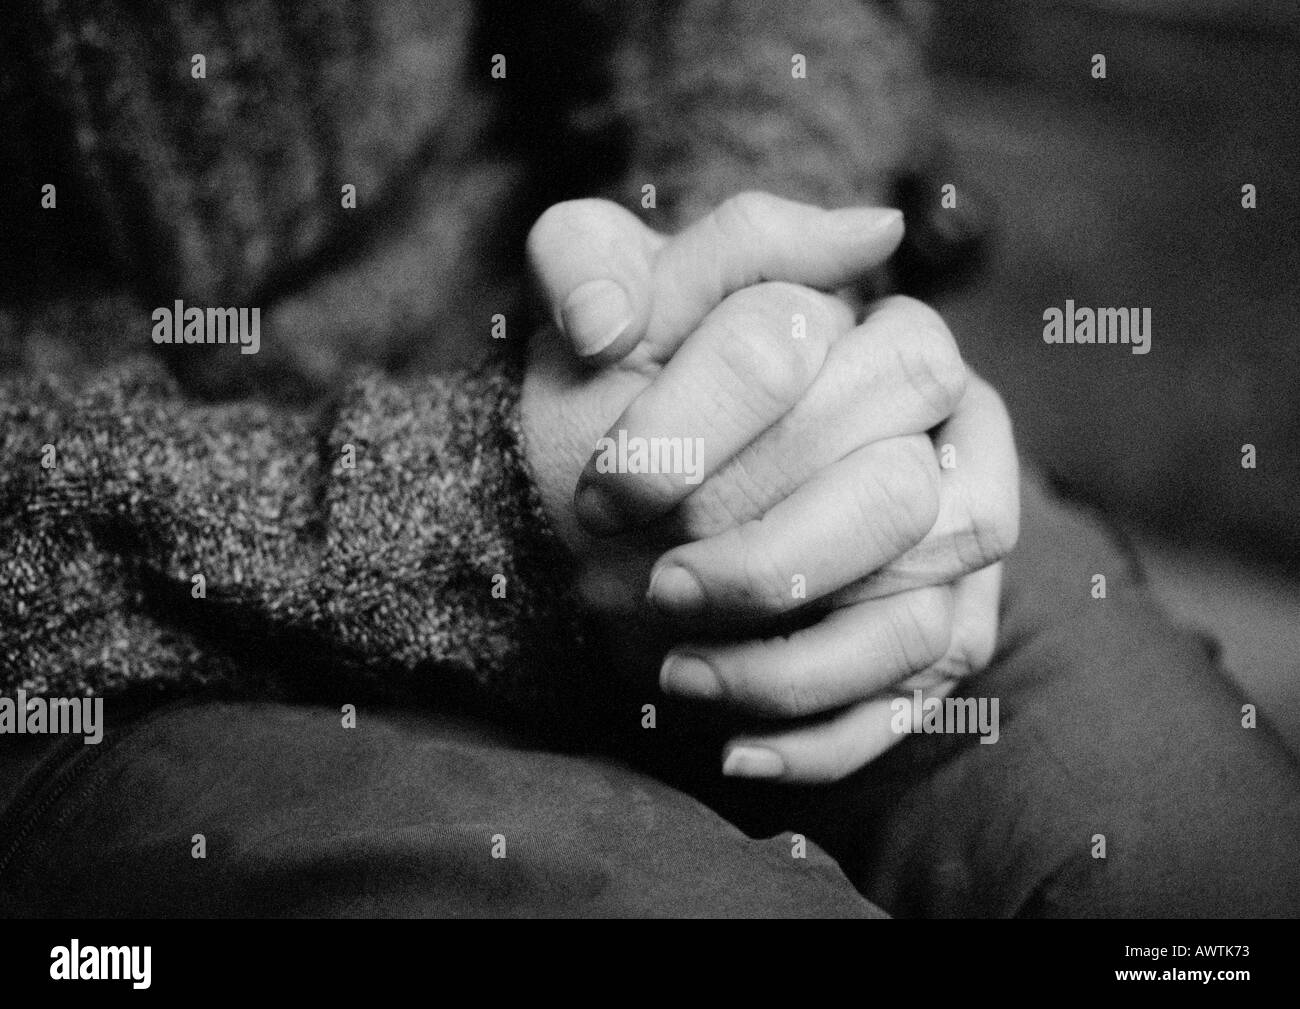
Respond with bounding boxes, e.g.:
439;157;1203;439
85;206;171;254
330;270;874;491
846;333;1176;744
521;193;1019;783
522;192;900;602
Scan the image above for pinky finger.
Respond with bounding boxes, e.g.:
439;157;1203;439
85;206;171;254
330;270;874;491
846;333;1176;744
720;680;957;785
721;562;1004;784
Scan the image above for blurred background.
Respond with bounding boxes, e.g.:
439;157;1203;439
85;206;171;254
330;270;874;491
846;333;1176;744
910;0;1300;751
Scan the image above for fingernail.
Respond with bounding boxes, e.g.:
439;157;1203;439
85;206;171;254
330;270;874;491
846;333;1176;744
722;746;786;779
562;279;633;357
832;207;903;237
575;482;624;536
659;653;723;700
647;563;707;615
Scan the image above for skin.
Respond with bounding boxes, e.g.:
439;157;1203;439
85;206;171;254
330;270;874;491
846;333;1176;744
521;193;1019;784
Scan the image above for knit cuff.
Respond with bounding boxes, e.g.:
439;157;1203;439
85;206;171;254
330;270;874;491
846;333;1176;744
319;356;599;721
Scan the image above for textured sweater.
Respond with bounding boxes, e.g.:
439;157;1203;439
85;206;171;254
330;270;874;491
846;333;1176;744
0;354;602;728
0;0;965;724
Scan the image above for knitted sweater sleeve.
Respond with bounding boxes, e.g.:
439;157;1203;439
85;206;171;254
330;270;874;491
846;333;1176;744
0;355;594;722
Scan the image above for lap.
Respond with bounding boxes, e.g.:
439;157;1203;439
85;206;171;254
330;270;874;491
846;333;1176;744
0;698;878;917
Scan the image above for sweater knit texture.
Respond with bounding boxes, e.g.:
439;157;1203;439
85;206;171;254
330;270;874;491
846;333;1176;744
1;356;598;726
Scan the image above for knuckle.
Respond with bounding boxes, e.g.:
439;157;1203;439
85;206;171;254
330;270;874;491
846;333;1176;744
961;619;999;675
882;296;968;419
714;302;814;410
717;191;782;237
934;622;997;681
978;495;1021;565
771;282;839;350
731;280;798;310
956;479;1020;569
865;438;941;551
892;586;955;671
742;280;832;360
900;666;951;691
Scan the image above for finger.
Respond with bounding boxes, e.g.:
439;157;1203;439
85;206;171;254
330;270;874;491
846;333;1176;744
720;681;956;784
641;192;904;362
658;586;953;717
720;564;1004;783
677;295;968;537
526;194;902;367
526;199;666;361
574;281;853;535
932;561;1003;680
647;434;940;617
830;374;1019;605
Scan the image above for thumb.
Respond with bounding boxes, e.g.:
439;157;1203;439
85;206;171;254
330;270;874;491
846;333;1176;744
526;198;667;363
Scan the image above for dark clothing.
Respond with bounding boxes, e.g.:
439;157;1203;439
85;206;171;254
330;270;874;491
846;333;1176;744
4;475;1297;918
0;700;879;918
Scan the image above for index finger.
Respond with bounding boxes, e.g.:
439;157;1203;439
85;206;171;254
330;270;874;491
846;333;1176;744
634;192;904;366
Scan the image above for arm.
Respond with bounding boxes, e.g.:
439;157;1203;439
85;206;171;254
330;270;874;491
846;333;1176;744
0;356;598;728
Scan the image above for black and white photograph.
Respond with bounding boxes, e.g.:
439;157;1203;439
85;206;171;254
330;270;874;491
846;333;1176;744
0;0;1296;983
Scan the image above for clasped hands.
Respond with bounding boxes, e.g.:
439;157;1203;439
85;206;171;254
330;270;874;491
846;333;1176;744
522;192;1018;783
